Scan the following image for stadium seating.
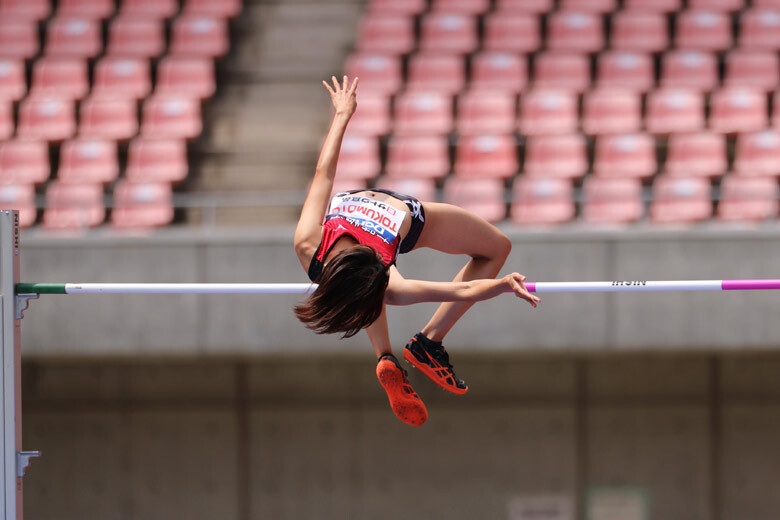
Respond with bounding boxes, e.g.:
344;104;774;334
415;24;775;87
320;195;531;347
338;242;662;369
385;136;450;180
523;134;588;179
443;177;506;223
660;50;718;91
30;58;89;101
43;181;105;229
183;0;241;18
345;93;391;137
610;11;668;52
111;181;174;229
645;89;705;134
0;59;26;102
170;15;229;57
650;176;712;223
623;0;681;12
125;138;188;183
155;57;216;100
469;52;527;93
582;177;644;224
419;13;478;54
675;10;732;51
733;129;780;177
140;95;202;140
78;96;138;141
45;17;102;58
334;136;380;181
665;132;727;178
344;54;402;95
454;135;518;179
456;91;516;136
495;0;553;14
0;103;11;140
368;0;427;16
374;177;436;202
709;87;768;133
593;134;657;179
510;177;575;226
57;0;115;19
717;176;779;221
723;50;780;91
533;53;590;93
57;139;118;185
739;8;780;50
356;15;415;56
18;97;76;142
0;184;36;228
0;0;51;21
92;57;152;100
107;17;165;59
406;53;466;94
482;14;540;53
393;92;454;136
559;0;616;13
518;90;578;135
596;51;654;92
582;89;642;135
118;0;178;19
547;11;604;53
0;19;39;59
430;0;490;15
0;139;49;185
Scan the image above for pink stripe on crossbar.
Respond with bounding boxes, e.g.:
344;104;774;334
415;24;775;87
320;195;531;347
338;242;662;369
526;282;536;293
722;279;780;290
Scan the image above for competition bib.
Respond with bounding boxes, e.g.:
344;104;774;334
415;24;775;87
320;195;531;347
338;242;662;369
327;194;406;244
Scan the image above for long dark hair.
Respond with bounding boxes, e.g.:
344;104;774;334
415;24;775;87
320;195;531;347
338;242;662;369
294;245;389;338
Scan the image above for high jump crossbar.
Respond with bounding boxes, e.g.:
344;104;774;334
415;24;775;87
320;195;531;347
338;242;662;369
13;279;780;296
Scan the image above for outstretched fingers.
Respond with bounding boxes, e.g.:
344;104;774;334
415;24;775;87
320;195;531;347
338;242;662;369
322;80;335;96
349;76;359;94
509;273;541;308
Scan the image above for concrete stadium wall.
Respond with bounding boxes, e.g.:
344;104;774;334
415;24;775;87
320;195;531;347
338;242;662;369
17;227;780;356
21;353;780;520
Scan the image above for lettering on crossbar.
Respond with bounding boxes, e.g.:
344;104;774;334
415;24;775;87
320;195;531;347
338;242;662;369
611;281;647;286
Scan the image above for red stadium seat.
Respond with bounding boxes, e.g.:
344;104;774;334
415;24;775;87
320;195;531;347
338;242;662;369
494;0;553;13
688;0;743;11
374;177;436;202
183;0;241;18
582;177;644;224
107;17;165;59
431;0;490;14
334;135;380;181
547;11;604;53
111;181;174;229
30;57;89;101
156;57;215;100
140;95;202;140
650;176;712;223
344;54;401;95
457;92;516;136
482;14;540;54
454;134;518;179
0;139;49;184
665;132;727;178
710;88;768;134
518;89;578;135
419;13;478;54
524;134;588;179
0;59;25;102
57;139;118;185
170;16;229;58
92;57;151;100
125;138;188;183
559;0;616;12
0;185;36;227
739;8;780;50
733;129;780;177
385;135;450;180
660;50;718;92
754;0;780;7
0;0;50;20
675;10;732;51
43;181;105;229
724;50;780;91
596;51;654;92
45;17;101;58
470;52;527;94
0;102;11;139
406;54;465;95
368;0;426;15
717;175;779;221
345;93;391;137
443;177;506;223
57;0;114;19
533;52;590;93
610;11;668;53
18;97;75;142
510;177;575;226
394;92;453;136
330;179;368;194
0;18;38;59
582;88;642;135
623;0;681;12
79;96;138;141
773;91;780;128
645;88;705;134
118;0;178;19
356;15;415;56
593;133;657;179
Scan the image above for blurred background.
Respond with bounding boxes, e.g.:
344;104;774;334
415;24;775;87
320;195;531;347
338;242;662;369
4;0;780;518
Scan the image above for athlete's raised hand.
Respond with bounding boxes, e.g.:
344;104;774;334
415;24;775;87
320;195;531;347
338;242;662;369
505;272;541;308
322;75;358;117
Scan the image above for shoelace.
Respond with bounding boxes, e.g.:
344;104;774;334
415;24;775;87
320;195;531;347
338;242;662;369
429;346;454;370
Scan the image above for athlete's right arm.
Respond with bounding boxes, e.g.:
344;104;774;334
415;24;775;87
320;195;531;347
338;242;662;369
294;75;359;270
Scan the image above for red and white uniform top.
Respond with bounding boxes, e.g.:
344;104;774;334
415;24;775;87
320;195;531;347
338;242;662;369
307;193;407;282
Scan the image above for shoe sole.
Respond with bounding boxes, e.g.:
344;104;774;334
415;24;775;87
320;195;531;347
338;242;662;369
403;348;468;395
376;360;428;426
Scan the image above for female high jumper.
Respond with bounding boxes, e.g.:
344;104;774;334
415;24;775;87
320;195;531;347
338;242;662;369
294;76;540;426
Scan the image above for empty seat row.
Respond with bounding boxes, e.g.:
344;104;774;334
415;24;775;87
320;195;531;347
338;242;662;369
0;0;240;21
0;56;215;103
0;180;174;229
0;14;229;60
333;175;779;225
0;137;187;185
337;130;780;181
358;8;780;56
348;50;780;97
347;88;780;138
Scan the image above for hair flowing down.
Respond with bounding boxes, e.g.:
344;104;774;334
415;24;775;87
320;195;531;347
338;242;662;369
294;245;390;338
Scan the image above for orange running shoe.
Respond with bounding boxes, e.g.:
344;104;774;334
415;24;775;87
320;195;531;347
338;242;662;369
403;333;468;395
376;354;428;426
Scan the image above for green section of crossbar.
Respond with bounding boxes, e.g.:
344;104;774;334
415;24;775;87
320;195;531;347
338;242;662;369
15;283;67;294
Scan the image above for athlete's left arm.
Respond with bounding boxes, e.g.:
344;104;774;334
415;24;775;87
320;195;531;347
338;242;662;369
384;266;540;308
